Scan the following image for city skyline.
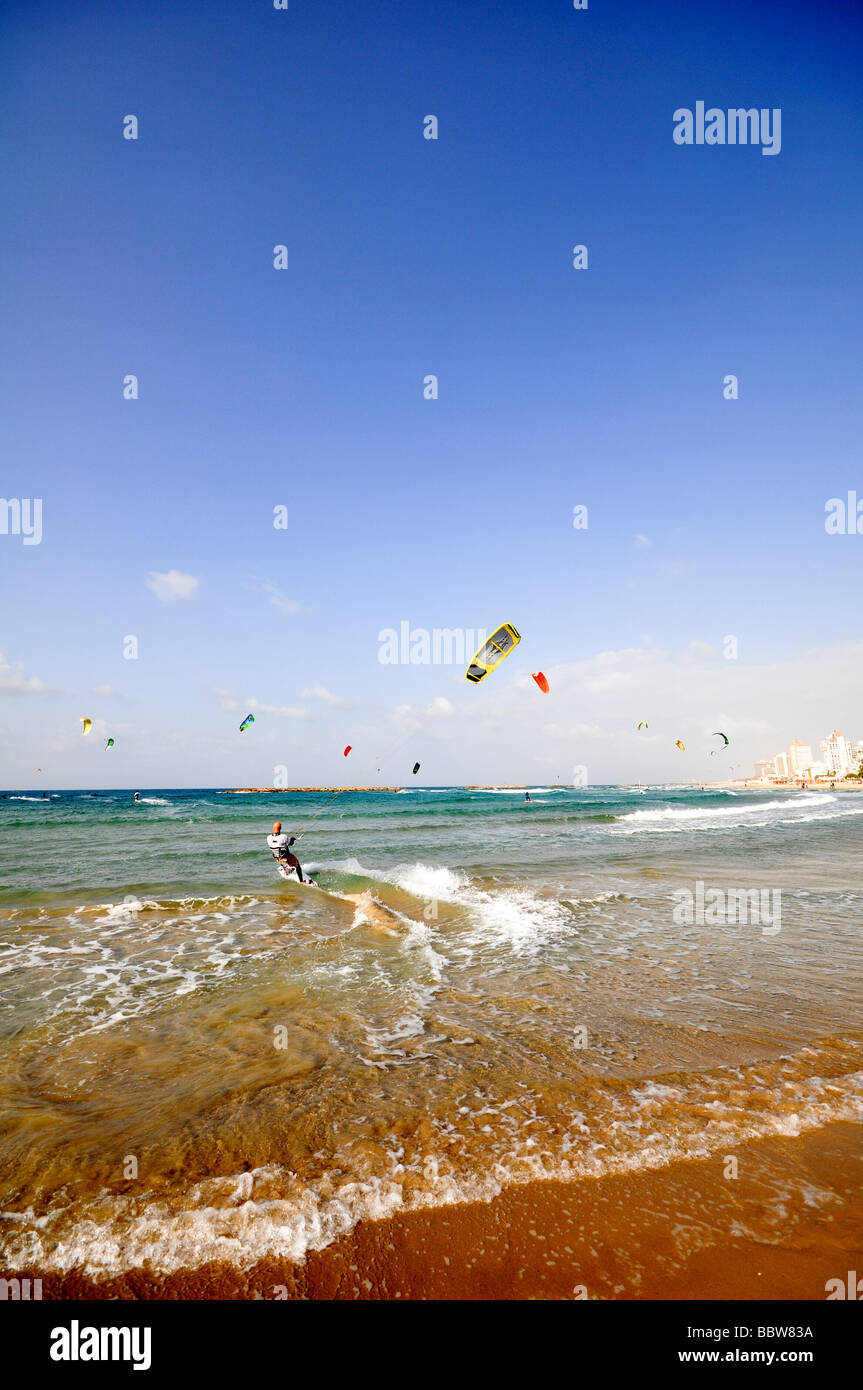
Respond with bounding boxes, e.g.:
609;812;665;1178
753;726;863;783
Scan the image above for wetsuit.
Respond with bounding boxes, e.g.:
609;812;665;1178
267;832;304;882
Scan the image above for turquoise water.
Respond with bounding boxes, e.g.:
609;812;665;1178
1;784;862;1279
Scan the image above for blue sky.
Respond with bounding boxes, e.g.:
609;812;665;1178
2;0;862;787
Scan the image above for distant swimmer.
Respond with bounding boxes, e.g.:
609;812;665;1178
267;820;305;882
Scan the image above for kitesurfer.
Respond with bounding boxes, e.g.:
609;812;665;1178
134;791;140;802
267;820;305;882
525;791;531;802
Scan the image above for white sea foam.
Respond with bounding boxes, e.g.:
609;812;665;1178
612;792;863;834
620;795;829;824
385;862;571;955
4;1052;861;1278
0;897;286;1035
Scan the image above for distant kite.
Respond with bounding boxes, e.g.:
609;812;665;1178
104;738;114;750
239;714;255;732
412;762;421;775
675;740;686;751
531;672;550;694
637;721;648;730
343;745;352;756
80;717;92;735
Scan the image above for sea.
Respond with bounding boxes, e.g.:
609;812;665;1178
1;784;861;1283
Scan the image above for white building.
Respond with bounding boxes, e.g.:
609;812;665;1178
821;729;853;776
773;751;791;779
789;740;813;775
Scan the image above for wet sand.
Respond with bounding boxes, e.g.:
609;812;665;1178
17;1122;862;1301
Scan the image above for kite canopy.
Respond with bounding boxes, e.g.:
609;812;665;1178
712;731;730;745
531;672;549;694
465;623;521;684
80;717;92;735
104;738;114;750
343;745;352;756
637;721;648;730
239;714;255;732
412;762;421;774
675;739;686;751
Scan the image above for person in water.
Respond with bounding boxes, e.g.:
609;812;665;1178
525;791;531;802
267;821;305;882
134;791;140;802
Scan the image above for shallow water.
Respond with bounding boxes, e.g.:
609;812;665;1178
1;785;861;1276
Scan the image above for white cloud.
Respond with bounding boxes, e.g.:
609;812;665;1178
301;685;350;708
426;696;454;717
443;640;863;780
263;582;301;616
146;570;199;602
92;684;120;698
392;703;422;734
246;697;311;720
212;687;240;712
0;651;52;693
633;533;653;549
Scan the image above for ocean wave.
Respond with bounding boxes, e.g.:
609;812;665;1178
620;794;830;824
72;893;264;918
610;792;863;834
383;862;574;955
5;1043;861;1277
472;787;558;795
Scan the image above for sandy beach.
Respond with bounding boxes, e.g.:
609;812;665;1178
731;780;863;792
3;785;861;1303
17;1122;862;1301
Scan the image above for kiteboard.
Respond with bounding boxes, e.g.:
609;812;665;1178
276;862;320;889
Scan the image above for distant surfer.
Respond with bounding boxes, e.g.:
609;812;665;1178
267;821;305;882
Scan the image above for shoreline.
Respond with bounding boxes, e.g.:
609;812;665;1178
222;786;401;794
730;779;863;791
12;1122;862;1301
